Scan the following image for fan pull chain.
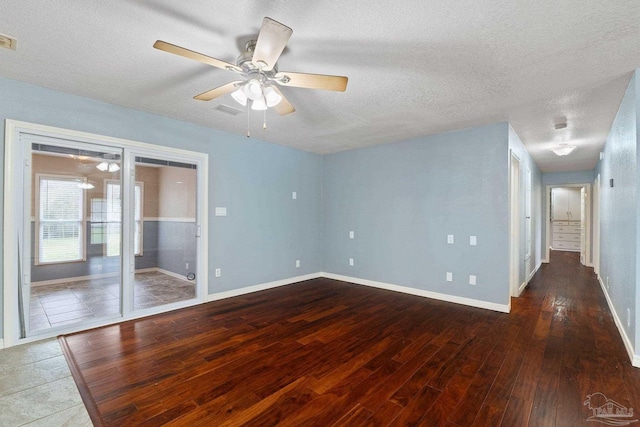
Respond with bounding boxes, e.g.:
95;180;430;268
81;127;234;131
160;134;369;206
246;102;251;138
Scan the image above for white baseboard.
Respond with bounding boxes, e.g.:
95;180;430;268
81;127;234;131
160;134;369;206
320;272;510;313
597;276;639;367
520;261;543;296
30;267;190;287
153;268;191;283
0;338;4;349
31;272;119;287
206;273;322;302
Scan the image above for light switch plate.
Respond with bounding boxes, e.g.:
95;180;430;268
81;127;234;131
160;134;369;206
469;275;476;285
470;236;477;246
447;235;454;244
296;260;300;268
349;258;354;266
349;231;355;239
215;268;221;277
292;191;297;200
215;207;227;216
446;272;453;282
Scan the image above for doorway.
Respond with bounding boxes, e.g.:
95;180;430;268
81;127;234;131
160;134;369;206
3;120;208;346
545;184;591;266
509;152;520;297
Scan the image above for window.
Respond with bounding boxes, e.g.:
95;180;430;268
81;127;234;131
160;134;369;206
99;181;143;257
37;175;85;264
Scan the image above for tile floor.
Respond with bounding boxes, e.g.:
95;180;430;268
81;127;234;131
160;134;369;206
0;339;91;426
30;271;196;332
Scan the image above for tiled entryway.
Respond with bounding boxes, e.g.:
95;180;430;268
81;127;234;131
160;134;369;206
0;339;91;426
29;271;196;332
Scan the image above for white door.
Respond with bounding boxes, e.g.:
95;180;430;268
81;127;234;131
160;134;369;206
569;188;581;222
551;188;569;221
580;187;586;265
509;152;520;297
524;167;532;282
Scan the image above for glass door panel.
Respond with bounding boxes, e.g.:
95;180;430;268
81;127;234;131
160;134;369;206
133;156;198;310
27;142;123;334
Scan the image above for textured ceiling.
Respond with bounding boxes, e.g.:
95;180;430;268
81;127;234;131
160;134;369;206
1;1;639;172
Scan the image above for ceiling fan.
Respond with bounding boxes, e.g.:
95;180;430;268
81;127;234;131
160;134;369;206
153;17;348;116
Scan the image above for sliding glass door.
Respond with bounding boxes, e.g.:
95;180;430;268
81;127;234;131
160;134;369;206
25;140;124;334
132;155;199;310
4;121;208;345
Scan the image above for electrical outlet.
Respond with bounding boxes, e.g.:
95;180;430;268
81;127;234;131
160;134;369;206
349;231;355;239
447;235;454;244
470;236;477;246
628;309;631;328
446;272;453;282
606;276;609;289
215;268;221;278
469;275;476;285
292;191;297;200
349;258;354;266
296;260;300;268
186;262;189;269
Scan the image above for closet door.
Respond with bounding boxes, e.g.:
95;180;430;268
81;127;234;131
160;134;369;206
551;188;569;221
567;188;581;221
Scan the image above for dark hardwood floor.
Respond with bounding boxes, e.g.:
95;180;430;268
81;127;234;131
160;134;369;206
59;251;640;426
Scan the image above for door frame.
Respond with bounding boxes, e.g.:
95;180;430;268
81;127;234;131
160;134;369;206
593;175;601;276
544;183;591;265
3;120;209;347
509;151;521;297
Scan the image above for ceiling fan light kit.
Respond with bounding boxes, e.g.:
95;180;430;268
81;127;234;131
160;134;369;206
153;16;348;136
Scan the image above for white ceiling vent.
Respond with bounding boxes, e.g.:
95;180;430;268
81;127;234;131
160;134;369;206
213;104;243;116
0;33;16;50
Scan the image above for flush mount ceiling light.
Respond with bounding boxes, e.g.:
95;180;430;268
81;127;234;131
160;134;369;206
551;144;577;156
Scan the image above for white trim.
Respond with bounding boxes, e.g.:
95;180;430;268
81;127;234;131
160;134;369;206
31;272;119;287
3;119;209;348
320;272;510;313
30;267;192;287
143;217;196;222
206;273;323;302
544;183;592;264
0;339;4;350
528;261;542;282
509;151;521;298
154;268;191;282
597;276;640;367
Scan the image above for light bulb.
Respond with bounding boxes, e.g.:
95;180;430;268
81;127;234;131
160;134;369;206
251;97;267;111
96;162;109;171
231;88;248;106
263;86;282;107
243;79;263;101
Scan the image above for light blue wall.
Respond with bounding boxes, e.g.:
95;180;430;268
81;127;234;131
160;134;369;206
508;126;543;285
322;122;511;306
595;71;637;350
542;170;595;186
0;77;323;338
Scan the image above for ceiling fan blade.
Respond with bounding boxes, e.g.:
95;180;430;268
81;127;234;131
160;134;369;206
153;40;242;74
274;71;348;92
251;17;292;71
194;81;243;101
271;86;295;115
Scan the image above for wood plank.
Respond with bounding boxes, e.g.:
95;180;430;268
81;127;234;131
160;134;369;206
57;251;640;426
